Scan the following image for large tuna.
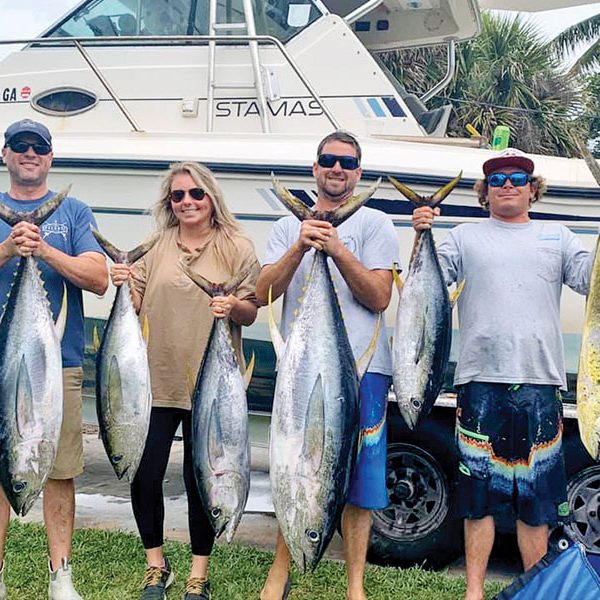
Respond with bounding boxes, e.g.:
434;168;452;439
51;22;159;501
92;230;157;481
268;178;380;573
577;234;600;460
181;266;254;542
388;174;462;430
0;191;68;516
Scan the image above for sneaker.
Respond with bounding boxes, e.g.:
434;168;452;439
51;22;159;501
48;557;83;600
0;561;6;600
140;557;174;600
183;577;211;600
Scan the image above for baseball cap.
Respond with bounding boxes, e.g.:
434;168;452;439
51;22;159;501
4;119;52;147
482;148;534;176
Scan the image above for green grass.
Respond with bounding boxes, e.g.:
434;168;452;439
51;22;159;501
3;521;505;599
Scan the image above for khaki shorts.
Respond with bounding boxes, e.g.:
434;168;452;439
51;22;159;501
50;367;84;480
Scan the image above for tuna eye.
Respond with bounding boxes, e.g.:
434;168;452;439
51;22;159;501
211;508;222;519
305;529;320;544
13;481;27;493
111;455;123;464
411;398;422;410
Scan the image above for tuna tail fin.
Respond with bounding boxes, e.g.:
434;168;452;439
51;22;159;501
180;262;250;298
55;284;68;341
356;313;382;381
243;351;255;390
271;174;314;221
91;229;159;264
449;279;465;307
0;186;71;227
388;172;462;208
125;234;160;264
267;285;285;361
430;171;462;206
392;264;404;292
329;178;381;227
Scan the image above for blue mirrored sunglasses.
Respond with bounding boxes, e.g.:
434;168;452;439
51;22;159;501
487;172;531;188
317;153;360;170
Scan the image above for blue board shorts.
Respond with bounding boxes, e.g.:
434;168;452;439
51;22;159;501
347;373;390;510
456;382;568;527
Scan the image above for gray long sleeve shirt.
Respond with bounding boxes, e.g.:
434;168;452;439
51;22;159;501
437;218;594;389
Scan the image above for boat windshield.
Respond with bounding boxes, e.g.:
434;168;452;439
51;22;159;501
45;0;323;43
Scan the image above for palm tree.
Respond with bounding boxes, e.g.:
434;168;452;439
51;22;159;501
552;12;600;75
381;12;589;157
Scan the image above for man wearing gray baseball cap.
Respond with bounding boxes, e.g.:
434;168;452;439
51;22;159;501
0;119;108;600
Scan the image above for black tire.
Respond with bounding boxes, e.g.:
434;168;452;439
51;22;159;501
367;416;462;569
564;465;600;553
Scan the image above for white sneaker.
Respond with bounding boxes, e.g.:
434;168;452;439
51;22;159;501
0;560;6;600
48;557;83;600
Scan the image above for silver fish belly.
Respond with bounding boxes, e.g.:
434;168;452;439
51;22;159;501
392;230;451;430
270;252;359;573
192;318;250;542
96;280;152;481
0;257;63;516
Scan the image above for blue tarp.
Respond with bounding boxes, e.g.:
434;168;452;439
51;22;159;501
494;539;600;600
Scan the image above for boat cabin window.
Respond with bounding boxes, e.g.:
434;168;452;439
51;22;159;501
45;0;323;42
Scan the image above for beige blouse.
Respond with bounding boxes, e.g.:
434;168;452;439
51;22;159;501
133;227;260;410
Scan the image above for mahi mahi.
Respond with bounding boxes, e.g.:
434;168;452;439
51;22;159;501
92;230;157;481
388;174;462;430
577;234;600;460
181;266;254;542
0;191;68;516
268;177;380;573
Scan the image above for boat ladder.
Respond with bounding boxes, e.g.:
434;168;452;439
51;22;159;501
206;0;271;133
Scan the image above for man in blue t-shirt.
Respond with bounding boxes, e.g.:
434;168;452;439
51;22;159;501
0;119;108;600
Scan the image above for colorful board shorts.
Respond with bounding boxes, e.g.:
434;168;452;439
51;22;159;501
456;382;568;527
347;373;390;510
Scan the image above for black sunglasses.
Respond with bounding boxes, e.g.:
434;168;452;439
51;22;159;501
487;172;531;188
169;188;206;202
6;140;52;156
317;154;360;170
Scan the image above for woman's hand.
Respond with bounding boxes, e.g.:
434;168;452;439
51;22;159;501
110;263;134;287
209;294;238;319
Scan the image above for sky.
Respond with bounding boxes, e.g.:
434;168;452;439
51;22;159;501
0;0;598;58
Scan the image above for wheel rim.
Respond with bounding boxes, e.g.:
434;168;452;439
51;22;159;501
372;442;450;542
565;465;600;553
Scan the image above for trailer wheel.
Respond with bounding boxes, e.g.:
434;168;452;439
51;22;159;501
564;465;600;553
368;439;462;569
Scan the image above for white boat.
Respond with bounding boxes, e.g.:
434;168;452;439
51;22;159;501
0;0;599;564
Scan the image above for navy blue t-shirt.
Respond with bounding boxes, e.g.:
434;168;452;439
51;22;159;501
0;191;103;367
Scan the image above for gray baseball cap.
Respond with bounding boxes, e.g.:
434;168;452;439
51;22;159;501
4;119;52;147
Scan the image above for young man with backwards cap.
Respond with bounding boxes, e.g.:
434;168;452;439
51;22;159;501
412;148;595;600
0;119;108;599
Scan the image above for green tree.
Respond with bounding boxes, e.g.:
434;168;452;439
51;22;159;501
381;12;589;157
552;12;600;75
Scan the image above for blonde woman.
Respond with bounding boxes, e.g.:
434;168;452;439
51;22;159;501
111;162;260;600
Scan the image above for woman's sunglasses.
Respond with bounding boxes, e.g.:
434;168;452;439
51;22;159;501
487;172;531;188
6;140;52;156
317;154;360;170
169;188;206;202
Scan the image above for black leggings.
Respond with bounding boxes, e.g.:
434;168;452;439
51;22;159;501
131;407;215;556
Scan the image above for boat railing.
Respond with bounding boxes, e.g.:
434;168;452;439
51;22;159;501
0;35;340;133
